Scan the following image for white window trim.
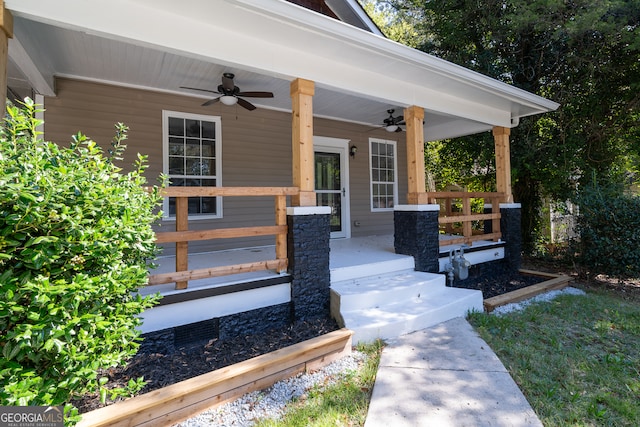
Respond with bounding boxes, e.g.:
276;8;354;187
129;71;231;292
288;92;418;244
369;138;398;212
162;110;223;220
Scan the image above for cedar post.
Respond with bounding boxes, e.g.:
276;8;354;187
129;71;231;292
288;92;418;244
290;78;316;207
0;0;14;109
493;126;513;203
404;105;428;204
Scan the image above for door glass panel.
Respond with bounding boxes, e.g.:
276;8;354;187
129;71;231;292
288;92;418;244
315;152;341;191
315;152;342;234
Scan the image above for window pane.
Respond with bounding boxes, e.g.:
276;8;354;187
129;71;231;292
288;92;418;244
201;197;217;214
168;118;184;136
186;158;210;176
188;198;201;214
202;140;216;157
169;137;184;156
185;139;200;156
202;121;216;139
386;184;394;196
186;119;200;137
169;157;184;175
170;177;185;186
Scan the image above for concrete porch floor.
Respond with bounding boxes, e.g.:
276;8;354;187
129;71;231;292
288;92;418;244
144;234;504;296
145;235;406;296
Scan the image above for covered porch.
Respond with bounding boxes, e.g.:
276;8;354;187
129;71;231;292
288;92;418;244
1;0;557;342
140;231;503;341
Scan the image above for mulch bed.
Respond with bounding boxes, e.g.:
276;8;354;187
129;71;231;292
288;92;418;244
75;317;340;413
450;270;545;299
75;269;550;413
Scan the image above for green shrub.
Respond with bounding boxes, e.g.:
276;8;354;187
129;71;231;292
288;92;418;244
0;99;163;421
575;180;640;278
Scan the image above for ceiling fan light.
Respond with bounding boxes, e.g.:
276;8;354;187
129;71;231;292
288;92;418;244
220;95;238;106
385;125;399;132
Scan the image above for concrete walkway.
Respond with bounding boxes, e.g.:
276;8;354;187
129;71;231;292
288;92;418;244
365;317;543;427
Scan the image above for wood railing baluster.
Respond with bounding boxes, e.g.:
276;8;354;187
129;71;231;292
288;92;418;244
149;187;299;289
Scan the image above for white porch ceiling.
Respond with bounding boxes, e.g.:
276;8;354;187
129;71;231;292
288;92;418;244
5;0;559;141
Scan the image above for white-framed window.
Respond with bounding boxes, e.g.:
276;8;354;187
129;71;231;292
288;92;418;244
162;110;222;219
369;138;398;211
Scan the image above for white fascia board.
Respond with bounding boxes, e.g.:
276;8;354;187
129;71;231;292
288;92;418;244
8;36;55;96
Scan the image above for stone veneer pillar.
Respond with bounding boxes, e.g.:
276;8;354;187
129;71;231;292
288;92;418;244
393;204;440;273
500;203;522;272
287;206;332;322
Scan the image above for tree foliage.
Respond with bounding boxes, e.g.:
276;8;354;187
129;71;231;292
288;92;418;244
575;178;640;278
0;99;163;421
373;0;640;251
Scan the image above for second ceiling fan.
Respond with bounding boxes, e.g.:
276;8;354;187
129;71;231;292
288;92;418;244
181;72;274;111
380;109;405;132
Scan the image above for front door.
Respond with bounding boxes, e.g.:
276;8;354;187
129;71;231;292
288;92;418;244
315;137;350;239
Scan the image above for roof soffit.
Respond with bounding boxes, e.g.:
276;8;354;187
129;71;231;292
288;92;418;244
6;0;558;130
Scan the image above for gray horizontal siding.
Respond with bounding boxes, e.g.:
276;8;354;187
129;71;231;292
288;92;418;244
43;78;409;254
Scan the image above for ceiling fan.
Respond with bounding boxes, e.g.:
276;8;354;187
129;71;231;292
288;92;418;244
180;72;274;111
377;109;405;132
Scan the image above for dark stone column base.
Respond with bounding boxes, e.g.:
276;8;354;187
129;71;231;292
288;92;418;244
394;205;440;273
287;207;332;322
500;204;522;272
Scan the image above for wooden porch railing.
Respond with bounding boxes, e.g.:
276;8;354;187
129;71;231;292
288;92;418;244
427;192;504;247
148;187;299;290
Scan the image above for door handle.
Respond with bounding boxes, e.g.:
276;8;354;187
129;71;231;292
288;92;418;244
342;188;346;197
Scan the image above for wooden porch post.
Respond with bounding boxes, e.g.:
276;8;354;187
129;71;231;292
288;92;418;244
290;78;316;207
493;126;513;203
0;0;13;109
404;105;428;204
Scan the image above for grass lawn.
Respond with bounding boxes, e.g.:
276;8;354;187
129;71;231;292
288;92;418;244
254;340;384;427
250;282;639;426
468;286;640;426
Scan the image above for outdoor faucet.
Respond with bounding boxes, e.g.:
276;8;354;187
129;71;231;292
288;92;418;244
451;247;471;280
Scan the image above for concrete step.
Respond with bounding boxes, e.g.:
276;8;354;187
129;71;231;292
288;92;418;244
330;255;483;344
342;286;483;344
330;256;415;283
331;270;445;312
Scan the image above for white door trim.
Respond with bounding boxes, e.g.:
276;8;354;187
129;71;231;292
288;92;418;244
314;136;351;239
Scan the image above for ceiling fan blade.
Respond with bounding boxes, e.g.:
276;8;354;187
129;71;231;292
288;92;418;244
396;115;404;123
180;86;221;95
236;91;274;98
221;73;235;92
201;97;221;107
237;97;257;111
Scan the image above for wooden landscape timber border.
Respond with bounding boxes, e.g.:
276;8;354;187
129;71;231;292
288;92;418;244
77;328;353;427
483;269;574;312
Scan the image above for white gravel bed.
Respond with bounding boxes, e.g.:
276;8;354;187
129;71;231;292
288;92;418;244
174;350;366;427
491;286;586;315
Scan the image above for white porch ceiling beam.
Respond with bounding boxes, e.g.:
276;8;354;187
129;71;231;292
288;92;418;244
8;35;55;96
